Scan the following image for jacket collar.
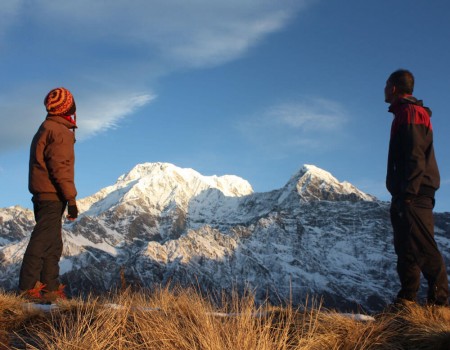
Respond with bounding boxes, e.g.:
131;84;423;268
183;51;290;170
46;115;78;129
388;95;432;117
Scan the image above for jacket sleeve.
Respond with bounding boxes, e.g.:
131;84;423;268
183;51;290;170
44;129;77;204
399;123;427;197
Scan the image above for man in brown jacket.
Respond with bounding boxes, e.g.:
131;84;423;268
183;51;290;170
19;87;78;302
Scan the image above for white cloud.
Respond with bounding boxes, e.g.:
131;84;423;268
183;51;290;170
162;9;293;68
237;97;349;156
0;1;310;152
76;93;156;140
10;1;305;69
0;86;155;151
268;98;347;131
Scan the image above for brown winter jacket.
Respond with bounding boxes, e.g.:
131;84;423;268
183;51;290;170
28;115;77;205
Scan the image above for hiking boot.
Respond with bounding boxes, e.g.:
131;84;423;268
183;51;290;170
20;281;46;302
42;284;67;303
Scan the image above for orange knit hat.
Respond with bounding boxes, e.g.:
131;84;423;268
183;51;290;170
44;87;76;116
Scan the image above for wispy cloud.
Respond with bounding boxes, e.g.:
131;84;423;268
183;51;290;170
1;1;305;71
77;93;156;140
268;98;347;131
0;86;155;151
237;97;349;157
0;1;310;152
162;9;293;68
21;1;303;69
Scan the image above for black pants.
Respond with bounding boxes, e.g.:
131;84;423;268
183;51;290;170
390;195;449;305
19;200;66;292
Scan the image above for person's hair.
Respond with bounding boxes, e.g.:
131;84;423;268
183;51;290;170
388;69;415;94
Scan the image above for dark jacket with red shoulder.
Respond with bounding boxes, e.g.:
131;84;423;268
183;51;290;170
29;115;77;205
386;96;440;199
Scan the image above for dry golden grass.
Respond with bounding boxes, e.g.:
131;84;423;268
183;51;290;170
1;287;449;350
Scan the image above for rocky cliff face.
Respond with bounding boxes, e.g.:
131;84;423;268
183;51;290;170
1;163;449;312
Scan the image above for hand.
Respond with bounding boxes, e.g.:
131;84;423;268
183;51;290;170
67;204;78;221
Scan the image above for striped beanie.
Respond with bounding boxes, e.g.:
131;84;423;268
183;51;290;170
44;87;76;116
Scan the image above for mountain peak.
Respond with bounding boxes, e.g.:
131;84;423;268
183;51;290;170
79;162;253;215
299;164;337;181
118;162;192;183
281;164;375;202
117;162;253;196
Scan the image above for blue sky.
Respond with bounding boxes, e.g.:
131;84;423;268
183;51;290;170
1;0;450;212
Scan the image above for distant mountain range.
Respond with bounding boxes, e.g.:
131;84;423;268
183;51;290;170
1;162;449;312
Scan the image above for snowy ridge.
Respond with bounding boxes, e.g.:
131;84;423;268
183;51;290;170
275;164;375;205
117;162;253;197
0;206;34;246
293;165;375;202
78;162;253;217
1;162;449;312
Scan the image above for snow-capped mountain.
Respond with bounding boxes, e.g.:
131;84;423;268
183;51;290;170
1;162;449;312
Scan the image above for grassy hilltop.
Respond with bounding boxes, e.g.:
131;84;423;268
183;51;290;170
1;287;450;350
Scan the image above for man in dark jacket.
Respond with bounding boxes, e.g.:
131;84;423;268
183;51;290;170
19;87;79;302
385;69;448;306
